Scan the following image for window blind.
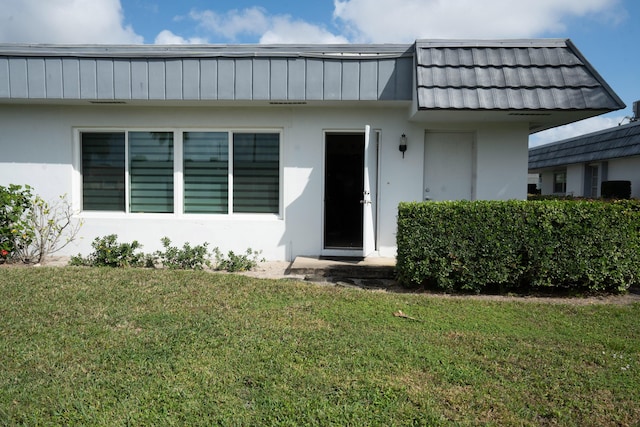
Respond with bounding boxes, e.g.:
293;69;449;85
233;133;279;214
183;132;229;213
81;132;125;211
129;132;174;213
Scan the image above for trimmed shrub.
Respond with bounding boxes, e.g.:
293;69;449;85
396;200;640;293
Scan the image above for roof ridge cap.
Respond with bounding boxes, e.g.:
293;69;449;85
416;39;569;48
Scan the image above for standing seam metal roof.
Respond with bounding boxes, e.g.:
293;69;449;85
0;43;415;102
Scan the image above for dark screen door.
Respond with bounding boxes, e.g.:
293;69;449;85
324;133;365;249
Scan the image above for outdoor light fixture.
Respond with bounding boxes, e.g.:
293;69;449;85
399;133;408;158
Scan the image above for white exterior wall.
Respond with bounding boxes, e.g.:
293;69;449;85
415;122;529;200
0;104;529;261
474;124;529;200
538;165;583;196
539;171;554;195
608;156;640;198
566;164;583;196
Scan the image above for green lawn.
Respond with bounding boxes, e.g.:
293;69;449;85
1;267;639;426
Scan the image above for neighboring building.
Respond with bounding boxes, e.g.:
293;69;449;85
529;111;640;198
0;39;625;260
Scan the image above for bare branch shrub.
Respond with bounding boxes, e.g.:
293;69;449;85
14;194;83;264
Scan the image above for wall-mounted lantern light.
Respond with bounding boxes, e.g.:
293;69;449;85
399;133;408;158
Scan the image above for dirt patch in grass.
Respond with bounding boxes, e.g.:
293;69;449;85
3;258;640;305
391;286;640;306
238;261;640;306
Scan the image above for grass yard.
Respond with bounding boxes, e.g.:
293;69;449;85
1;267;639;426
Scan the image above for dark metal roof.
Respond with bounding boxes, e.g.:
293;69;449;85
528;120;640;170
416;39;625;111
0;40;624;112
0;43;414;102
0;43;415;59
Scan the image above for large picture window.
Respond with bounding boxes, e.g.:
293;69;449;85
79;130;280;215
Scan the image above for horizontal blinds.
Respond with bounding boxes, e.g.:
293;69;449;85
233;133;279;214
81;130;280;215
184;132;229;213
129;132;174;213
81;132;125;211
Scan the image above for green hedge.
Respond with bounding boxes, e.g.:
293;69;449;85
396;200;640;293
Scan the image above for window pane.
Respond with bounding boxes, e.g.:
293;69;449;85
553;171;566;194
233;133;279;214
81;132;125;211
184;132;229;213
130;132;174;213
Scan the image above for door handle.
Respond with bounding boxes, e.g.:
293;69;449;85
361;191;371;205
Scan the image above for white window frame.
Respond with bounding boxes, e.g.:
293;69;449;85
73;127;283;219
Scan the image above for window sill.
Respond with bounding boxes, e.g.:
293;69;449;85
77;211;283;221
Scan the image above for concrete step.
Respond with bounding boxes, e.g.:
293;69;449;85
287;256;396;279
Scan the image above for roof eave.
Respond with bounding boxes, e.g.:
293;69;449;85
0;42;416;59
564;39;626;111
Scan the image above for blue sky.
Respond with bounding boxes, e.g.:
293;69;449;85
1;0;639;146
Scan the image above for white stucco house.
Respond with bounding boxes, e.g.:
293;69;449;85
0;39;625;261
529;108;640;198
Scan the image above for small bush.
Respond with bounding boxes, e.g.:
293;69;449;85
214;248;264;272
1;185;82;263
70;234;146;268
396;200;640;293
70;235;263;272
14;193;83;264
0;184;34;259
154;237;211;270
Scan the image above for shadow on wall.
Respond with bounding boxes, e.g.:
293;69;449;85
277;145;321;262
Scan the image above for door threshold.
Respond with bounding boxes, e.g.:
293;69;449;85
319;255;364;262
321;249;363;258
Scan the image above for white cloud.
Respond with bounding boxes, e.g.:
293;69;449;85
529;115;627;147
0;0;626;47
333;0;624;43
188;7;270;41
260;17;349;44
0;0;143;44
187;7;347;44
154;30;207;45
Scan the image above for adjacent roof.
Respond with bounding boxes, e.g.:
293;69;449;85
416;39;625;112
528;120;640;170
